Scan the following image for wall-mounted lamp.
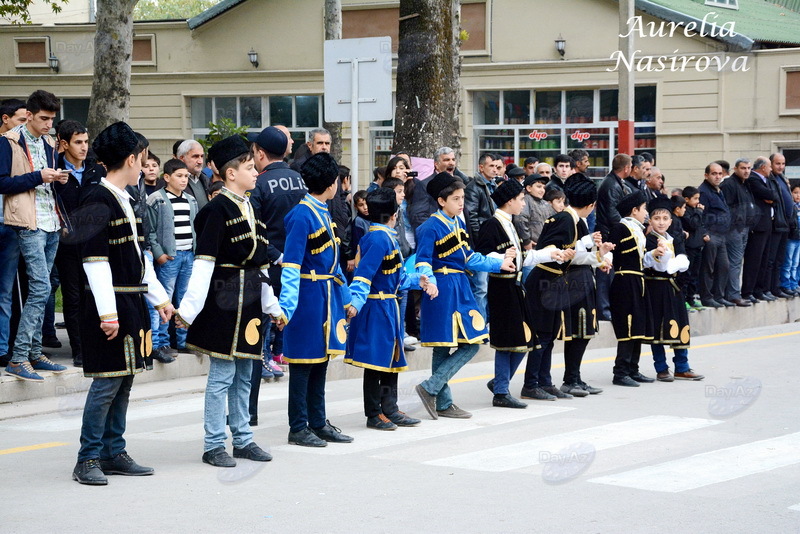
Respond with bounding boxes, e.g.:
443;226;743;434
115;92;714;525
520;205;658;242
248;49;259;68
49;52;60;73
555;34;566;58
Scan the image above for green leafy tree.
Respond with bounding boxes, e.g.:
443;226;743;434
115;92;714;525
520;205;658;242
134;0;218;20
0;0;69;24
199;118;250;152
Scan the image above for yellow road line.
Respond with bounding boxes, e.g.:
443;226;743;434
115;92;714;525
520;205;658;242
0;442;70;456
451;329;800;384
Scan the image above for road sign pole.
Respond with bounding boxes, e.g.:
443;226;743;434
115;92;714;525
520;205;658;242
350;57;360;192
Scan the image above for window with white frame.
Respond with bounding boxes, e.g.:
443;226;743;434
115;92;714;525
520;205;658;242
704;0;738;9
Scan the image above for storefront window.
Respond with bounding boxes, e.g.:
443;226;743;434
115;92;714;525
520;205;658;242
534;91;561;124
565;90;593;123
504;90;530;125
473;91;500;125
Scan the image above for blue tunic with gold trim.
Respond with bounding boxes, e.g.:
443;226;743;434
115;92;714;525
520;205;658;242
415;211;503;347
280;194;351;363
345;223;421;372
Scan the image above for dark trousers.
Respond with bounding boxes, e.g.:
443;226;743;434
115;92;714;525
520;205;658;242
288;361;328;433
363;368;399;418
249;358;261;418
681;247;703;302
43;266;59;339
768;231;789;293
78;375;134;462
54;243;83;358
613;340;642;379
700;233;729;301
563;338;590;385
742;230;770;296
523;333;554;389
595;268;613;319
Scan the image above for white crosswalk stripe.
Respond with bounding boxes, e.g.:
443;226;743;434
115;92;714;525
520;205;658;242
423;415;722;472
589;432;800;492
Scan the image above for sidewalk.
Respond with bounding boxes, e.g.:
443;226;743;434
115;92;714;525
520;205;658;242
1;298;798;407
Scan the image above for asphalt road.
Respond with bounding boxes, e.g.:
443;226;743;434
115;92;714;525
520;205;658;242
1;322;799;533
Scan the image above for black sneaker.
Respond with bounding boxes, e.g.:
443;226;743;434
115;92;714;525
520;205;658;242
542;385;575;399
520;386;556;401
311;420;354;443
436;404;472;418
73;459;108;485
202;447;236;467
386;411;421;427
100;452;154;476
415;383;438;420
612;375;640;387
42;336;62;348
366;414;397;431
492;394;527;409
560;383;589;397
233;442;272;462
152;346;175;364
630;372;655;383
288;428;327;447
579;381;603;394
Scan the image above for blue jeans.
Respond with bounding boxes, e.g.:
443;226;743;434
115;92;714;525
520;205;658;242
0;224;19;356
143;251;161;336
468;271;489;321
492;350;526;395
12;229;59;363
420;344;479;410
204;357;254;452
651;344;689;374
78;375;134;461
523;334;554;389
725;228;748;301
154;250;193;349
288;361;329;433
781;239;800;290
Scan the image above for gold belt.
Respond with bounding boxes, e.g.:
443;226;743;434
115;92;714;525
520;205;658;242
536;264;564;275
433;267;464;275
615;270;643;276
367;292;397;300
85;284;147;294
490;272;520;280
300;270;342;284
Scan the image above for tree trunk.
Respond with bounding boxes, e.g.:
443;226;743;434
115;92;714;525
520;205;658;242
394;0;462;159
323;0;344;164
86;0;139;137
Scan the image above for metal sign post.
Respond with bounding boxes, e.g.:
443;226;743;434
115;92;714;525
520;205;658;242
324;37;393;191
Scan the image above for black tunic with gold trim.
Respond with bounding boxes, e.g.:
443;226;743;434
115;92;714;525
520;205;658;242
645;232;691;347
608;218;655;341
184;190;274;360
475;213;535;352
79;182;166;377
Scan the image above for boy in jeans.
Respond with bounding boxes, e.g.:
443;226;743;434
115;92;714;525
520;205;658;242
147;159;198;363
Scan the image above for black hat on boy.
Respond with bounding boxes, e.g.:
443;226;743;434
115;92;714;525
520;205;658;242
616;190;649;217
523;173;548;187
426;171;458;200
92;121;140;168
491;178;524;207
301;152;340;191
564;173;598;208
209;135;249;171
366;187;399;224
647;195;673;216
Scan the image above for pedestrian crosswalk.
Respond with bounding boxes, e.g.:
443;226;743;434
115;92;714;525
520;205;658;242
3;380;798;496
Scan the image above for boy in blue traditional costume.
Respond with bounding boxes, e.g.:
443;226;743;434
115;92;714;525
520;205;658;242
644;196;704;382
345;188;436;430
176;135;282;467
414;172;515;420
279;153;354;447
73;122;174;485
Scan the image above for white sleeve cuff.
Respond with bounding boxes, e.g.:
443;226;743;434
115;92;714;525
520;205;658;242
83;261;117;320
177;258;215;326
261;267;282;316
143;257;170;308
523;248;556;267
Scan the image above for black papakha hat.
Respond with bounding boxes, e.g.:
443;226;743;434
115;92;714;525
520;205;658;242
523;173;548;187
506;166;525;179
92;121;139;168
255;126;287;156
426;172;459;200
647;195;673;216
209;135;249;171
301;152;340;192
617;190;649;217
366;187;399;224
564;173;598;208
491;178;524;207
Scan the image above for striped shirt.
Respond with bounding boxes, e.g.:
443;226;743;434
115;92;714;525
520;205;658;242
167;190;193;250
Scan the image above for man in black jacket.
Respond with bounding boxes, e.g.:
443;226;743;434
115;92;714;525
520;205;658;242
698;162;732;307
53;120;105;367
742;156;778;302
768;153;795;298
720;158;756;307
595;153;633;320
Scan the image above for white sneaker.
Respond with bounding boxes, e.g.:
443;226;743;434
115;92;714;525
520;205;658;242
403;335;418;345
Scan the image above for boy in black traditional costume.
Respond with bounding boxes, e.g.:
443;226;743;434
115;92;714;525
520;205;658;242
177;135;283;467
73;122;174;485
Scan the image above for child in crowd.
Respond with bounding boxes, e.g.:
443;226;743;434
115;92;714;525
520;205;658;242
208;180;224;199
279;153;354;448
514;173;553;281
73;122;174;485
680;186;709;308
609;191;662;387
644;196;704;381
146;159;198;363
142;153;161;196
476;180;541;408
346;188;433;429
523;175;611;401
351;189;370;253
781;182;800;293
176;135;282;467
414;172;515;420
544;187;566;213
